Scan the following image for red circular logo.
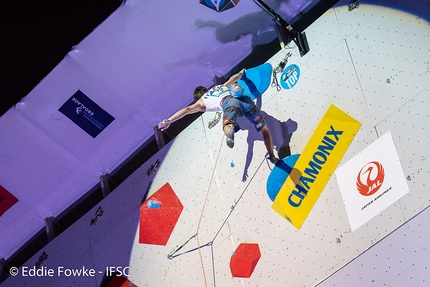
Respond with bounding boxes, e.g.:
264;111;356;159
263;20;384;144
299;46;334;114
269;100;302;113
356;161;385;196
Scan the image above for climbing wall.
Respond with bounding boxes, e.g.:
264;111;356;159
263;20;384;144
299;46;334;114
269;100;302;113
2;2;429;287
128;3;430;287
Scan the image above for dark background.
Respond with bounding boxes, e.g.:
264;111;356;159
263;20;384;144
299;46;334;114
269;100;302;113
0;0;123;116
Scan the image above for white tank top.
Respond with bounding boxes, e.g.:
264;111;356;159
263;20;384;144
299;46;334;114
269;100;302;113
201;85;230;112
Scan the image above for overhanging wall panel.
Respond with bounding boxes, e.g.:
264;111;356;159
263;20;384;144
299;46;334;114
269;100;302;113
0;209;44;259
34;170;100;216
68;28;164;109
75;3;254;127
95;3;245;82
0;110;98;258
0;112;74;204
15;55;153;171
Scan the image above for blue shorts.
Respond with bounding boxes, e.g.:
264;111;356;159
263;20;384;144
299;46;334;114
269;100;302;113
221;96;265;132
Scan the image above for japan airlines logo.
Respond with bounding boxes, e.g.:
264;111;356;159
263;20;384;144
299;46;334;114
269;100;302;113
356;161;385;196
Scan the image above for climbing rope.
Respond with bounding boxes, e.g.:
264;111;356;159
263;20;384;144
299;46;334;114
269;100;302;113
194;133;225;287
167;128;267;286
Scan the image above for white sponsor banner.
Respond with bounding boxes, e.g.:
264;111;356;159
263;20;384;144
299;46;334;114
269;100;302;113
335;131;409;231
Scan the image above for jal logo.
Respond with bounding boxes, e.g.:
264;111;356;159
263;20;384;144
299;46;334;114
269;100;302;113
356;161;385;196
280;64;300;90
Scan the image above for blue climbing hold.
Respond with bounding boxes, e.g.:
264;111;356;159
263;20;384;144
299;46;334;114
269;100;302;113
266;154;300;202
237;63;273;100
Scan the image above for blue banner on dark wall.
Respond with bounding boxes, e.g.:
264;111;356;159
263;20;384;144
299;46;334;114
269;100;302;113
59;90;115;138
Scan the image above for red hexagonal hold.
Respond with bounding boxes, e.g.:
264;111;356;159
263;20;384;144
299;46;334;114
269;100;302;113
230;243;261;278
139;182;183;246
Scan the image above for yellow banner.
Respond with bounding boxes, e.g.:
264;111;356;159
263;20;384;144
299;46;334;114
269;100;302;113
272;104;361;229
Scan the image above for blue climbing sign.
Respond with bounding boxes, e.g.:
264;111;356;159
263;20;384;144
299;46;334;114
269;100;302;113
280;64;300;90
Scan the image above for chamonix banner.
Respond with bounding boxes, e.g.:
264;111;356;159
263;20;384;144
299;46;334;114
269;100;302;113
272;104;361;229
335;131;409;231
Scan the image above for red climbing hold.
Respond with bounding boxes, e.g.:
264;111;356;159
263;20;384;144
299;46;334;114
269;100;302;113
139;182;183;245
230;243;261;278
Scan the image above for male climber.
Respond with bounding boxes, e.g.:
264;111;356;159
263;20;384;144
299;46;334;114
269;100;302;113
158;69;279;163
